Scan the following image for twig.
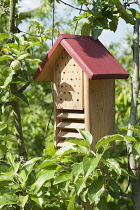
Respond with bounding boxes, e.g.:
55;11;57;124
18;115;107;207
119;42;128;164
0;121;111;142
136;118;140;124
0;161;10;167
58;0;87;12
120;187;132;198
124;1;139;7
18;81;30;93
18;28;41;37
0;4;9;15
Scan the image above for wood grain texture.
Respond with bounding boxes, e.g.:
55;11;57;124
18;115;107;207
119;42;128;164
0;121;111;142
89;79;115;151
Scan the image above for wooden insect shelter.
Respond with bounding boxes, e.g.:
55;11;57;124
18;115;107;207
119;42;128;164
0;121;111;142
33;34;129;150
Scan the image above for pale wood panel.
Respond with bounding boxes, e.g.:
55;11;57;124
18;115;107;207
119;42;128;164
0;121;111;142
88;79;115;151
57;122;85;129
84;73;90;132
57;131;83;139
53;49;83;110
54;108;60;147
57;141;74;147
57;112;85;119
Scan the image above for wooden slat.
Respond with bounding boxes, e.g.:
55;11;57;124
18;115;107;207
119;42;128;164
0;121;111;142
57;122;85;129
57;131;83;139
57;112;85;119
57;141;74;147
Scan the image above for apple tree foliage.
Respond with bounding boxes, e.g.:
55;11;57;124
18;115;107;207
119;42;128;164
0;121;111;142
0;0;140;209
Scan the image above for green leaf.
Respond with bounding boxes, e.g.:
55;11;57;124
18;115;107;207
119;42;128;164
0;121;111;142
75;177;86;195
30;196;43;208
11;92;29;105
0;143;8;152
97;196;108;210
72;162;83;182
18;195;29;208
109;180;120;199
132;141;140;157
81;22;91;36
78;129;93;145
6;43;19;49
55;145;89;156
18;53;30;60
124;135;136;142
83;156;93;176
85;153;103;178
92;28;103;40
26;42;41;49
25;58;42;63
0;136;16;143
45;142;56;156
73;12;91;22
95;134;136;150
0;55;14;61
107;158;121;175
0;173;14;182
14;34;24;46
0;194;17;205
66;138;90;148
1;70;15;89
40;158;58;168
109;16;118;32
88;178;104;204
19;157;41;187
7;152;20;173
67;193;76;210
54;172;72;184
0;33;10;40
116;3;134;25
31;169;55;193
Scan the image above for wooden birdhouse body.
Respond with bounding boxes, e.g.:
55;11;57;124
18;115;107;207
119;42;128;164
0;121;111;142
33;34;129;149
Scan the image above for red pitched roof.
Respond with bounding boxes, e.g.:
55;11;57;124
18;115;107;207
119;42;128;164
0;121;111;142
33;34;129;81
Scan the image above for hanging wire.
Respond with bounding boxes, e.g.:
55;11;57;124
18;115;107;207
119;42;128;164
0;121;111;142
74;4;83;35
52;0;55;46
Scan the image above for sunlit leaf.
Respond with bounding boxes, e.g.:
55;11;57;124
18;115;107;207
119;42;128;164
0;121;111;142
0;33;10;40
0;136;16;142
0;194;17;205
40;158;58;168
19;157;41;187
0;173;14;182
18;53;30;60
96;134;136;150
88;178;104;204
72;162;83;182
107;158;121;175
0;55;14;61
67;193;76;210
54;172;72;184
31;169;55;193
75;177;86;195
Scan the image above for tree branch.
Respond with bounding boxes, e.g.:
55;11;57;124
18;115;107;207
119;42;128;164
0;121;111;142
9;0;27;163
18;81;30;93
58;0;87;12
